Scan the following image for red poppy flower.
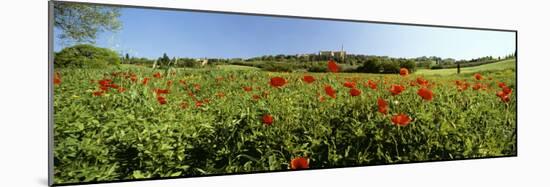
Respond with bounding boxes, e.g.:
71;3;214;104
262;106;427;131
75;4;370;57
399;68;409;76
417;87;434;101
377;97;389;114
108;83;119;89
474;73;483;80
391;114;411;126
194;84;201;91
53;73;61;85
343;81;356;88
416;77;429;86
409;81;417;87
498;82;506;88
243;86;253;92
327;59;339;73
457;81;470;91
389;84;405;96
167;80;173;86
153;72;162;78
252;95;261;100
157;96;167;105
98;79;113;87
303;75;315;83
155;88;170;95
195;101;203;107
318;94;325;102
99;85;109;91
366;80;377;90
262;114;273;125
180;102;189;109
92;90;104;96
496;91;506;98
324;85;337;98
270;77;287;88
350;88;361;97
290;157;309;169
179;79;187;85
503;86;512;95
142;77;150;85
473;83;482;90
500;94;510;103
130;75;137;82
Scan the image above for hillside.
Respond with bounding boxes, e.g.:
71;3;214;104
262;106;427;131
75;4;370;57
415;59;516;76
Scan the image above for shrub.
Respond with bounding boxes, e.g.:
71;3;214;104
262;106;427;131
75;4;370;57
55;44;121;68
399;59;416;72
260;62;297;72
357;58;382;73
307;63;328;72
380;60;400;73
357;58;416;74
431;65;444;70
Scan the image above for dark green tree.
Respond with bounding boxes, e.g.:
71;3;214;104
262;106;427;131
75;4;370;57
357;58;382;73
54;44;121;68
399;59;416;72
157;53;170;67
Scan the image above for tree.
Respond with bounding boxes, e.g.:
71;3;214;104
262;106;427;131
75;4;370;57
125;53;130;64
54;44;121;68
399;59;416;72
380;59;400;73
357;58;382;73
157;53;171;68
54;2;122;43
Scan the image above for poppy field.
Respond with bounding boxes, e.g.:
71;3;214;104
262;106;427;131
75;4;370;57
53;61;516;183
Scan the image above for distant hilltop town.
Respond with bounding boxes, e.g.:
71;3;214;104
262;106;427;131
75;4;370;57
295;45;347;61
318;44;346;60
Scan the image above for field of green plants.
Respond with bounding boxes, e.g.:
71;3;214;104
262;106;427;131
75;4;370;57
53;61;516;184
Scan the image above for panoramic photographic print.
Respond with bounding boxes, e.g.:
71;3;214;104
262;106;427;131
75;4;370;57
50;1;517;185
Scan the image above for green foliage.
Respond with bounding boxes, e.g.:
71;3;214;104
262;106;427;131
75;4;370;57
417;59;516;76
53;64;516;184
157;53;171;68
54;44;121;68
307;63;328;72
54;2;121;43
358;58;382;73
357;58;416;73
399;59;416;72
258;62;300;72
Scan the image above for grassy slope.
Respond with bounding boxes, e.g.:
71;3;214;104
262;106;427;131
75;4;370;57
122;59;515;77
216;64;261;70
415;59;516;76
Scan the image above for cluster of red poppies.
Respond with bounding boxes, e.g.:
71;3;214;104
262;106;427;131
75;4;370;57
54;72;61;85
55;59;513;170
90;79;125;96
496;82;513;102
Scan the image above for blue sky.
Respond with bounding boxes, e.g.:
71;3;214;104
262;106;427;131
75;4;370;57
54;6;516;60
